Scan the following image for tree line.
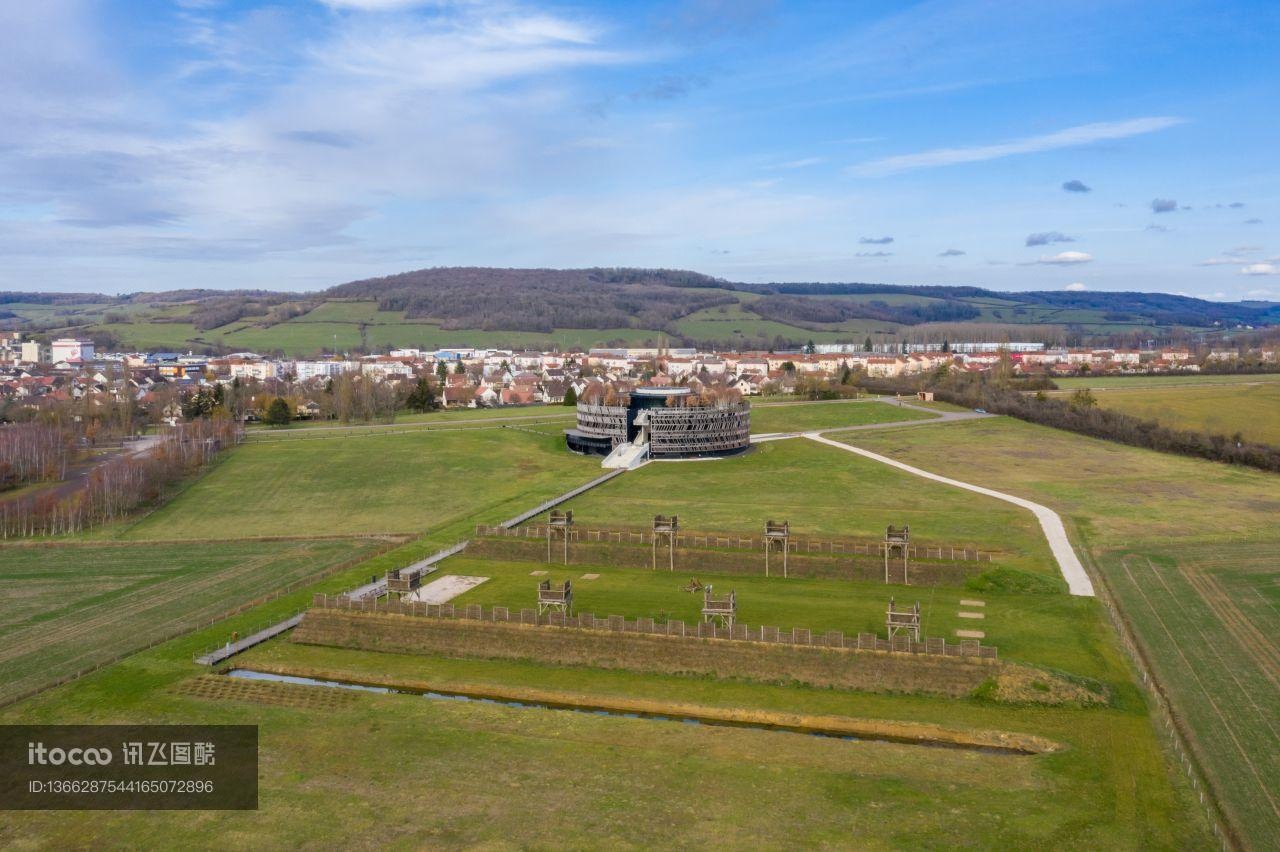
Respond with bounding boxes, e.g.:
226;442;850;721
0;419;242;537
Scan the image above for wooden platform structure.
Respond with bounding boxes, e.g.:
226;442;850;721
385;567;423;598
536;578;573;616
652;514;678;571
883;524;911;584
701;585;737;628
546;509;574;564
885;597;921;642
763;519;790;578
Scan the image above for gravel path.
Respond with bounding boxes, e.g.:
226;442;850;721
805;433;1096;597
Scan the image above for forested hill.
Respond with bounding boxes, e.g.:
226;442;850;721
326;267;736;332
3;266;1278;356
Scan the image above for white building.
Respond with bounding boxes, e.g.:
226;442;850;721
295;360;358;381
51;338;94;363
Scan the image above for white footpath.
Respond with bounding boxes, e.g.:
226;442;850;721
408;575;490;604
804;433;1096;597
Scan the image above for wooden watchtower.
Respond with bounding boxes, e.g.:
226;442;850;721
385;567;421;599
886;597;921;642
537;578;573;616
546;509;574;564
652;514;678;571
883;524;910;584
701;585;737;629
763;519;790;578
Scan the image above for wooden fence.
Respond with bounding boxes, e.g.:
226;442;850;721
311;593;998;661
475;523;994;563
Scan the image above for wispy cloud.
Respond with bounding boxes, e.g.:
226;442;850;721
1025;231;1074;247
1064;282;1086;291
1241;263;1279;276
938;248;965;257
855;250;892;257
1036;251;1092;265
1150;198;1177;213
848;116;1184;177
859;235;893;245
1062;179;1090;193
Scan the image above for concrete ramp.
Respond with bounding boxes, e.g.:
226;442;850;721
602;442;649;470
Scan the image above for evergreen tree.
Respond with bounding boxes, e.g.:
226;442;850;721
453;360;466;374
863;336;873;352
405;377;437;413
562;386;577;406
941;339;950;353
435;361;448;381
264;396;292;427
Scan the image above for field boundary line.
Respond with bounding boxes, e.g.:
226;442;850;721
803;433;1095;596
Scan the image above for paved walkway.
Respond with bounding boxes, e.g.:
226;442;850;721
804;433;1096;597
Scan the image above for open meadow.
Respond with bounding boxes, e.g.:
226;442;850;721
1048;378;1280;445
113;427;600;539
847;417;1280;850
0;538;389;705
561;437;1056;577
0;405;1222;848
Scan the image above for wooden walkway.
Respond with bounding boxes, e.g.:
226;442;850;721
191;469;627;666
194;613;304;666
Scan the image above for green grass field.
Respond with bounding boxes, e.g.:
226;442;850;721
439;555;1109;677
1049;380;1280;444
846;417;1280;849
0;538;387;705
0;413;1221;847
1;622;1206;849
749;399;935;432
113;428;600;539
560;438;1056;576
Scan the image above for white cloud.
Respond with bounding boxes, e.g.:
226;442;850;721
1037;251;1093;265
848;116;1184;177
1241;263;1279;276
1199;258;1237;266
1064;282;1086;291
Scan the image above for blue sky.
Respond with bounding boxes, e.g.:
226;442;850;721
1;0;1277;298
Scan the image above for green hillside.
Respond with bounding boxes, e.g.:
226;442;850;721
4;267;1276;356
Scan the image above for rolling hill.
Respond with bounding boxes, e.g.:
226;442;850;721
3;267;1277;356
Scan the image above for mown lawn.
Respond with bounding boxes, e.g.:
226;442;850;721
562;438;1056;576
749;399;935;433
112;427;601;539
847;417;1280;850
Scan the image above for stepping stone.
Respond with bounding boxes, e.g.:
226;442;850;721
959;599;986;607
580;573;600;580
530;570;548;576
955;629;985;639
958;611;985;619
